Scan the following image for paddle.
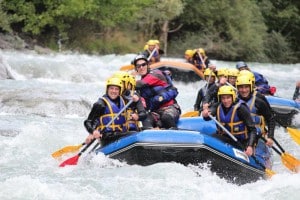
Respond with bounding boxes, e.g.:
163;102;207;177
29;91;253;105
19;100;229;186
59;98;134;167
51;142;85;158
181;111;199;117
120;48;157;71
275;118;300;145
208;114;276;177
260;137;300;173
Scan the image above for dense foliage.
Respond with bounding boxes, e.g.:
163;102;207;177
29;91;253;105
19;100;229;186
0;0;299;63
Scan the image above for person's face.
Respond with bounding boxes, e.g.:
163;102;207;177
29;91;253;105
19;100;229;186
148;45;155;51
107;85;120;100
135;60;148;76
221;95;233;108
228;76;237;85
237;85;251;98
205;75;215;84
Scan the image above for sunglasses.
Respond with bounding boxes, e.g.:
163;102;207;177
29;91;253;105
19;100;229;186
135;62;147;69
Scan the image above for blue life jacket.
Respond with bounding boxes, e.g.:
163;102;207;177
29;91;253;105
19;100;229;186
253;71;270;94
125;107;140;131
243;94;266;136
216;102;248;141
96;95;127;133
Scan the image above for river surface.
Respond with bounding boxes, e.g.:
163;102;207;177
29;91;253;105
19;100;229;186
1;50;300;200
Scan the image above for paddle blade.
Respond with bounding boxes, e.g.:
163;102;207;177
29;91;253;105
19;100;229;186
181;111;199;118
51;143;84;158
265;168;276;178
120;64;134;71
59;155;80;167
281;153;300;173
287;127;300;145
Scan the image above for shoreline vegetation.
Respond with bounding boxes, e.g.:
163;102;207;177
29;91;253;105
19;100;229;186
1;1;299;63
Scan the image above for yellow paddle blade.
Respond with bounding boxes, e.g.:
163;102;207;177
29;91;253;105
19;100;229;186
120;64;134;71
265;168;276;178
281;153;300;173
181;111;199;118
51;143;84;158
287;127;300;145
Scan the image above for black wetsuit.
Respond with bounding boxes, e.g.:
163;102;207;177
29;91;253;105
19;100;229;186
203;102;257;148
239;93;276;139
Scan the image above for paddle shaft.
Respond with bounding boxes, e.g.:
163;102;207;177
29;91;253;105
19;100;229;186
147;48;157;61
88;98;134;152
208;114;269;170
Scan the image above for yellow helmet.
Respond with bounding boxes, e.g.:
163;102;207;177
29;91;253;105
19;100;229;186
127;74;136;91
185;49;194;57
238;70;255;83
199;48;206;56
153;40;160;44
227;68;239;77
112;71;130;90
217;68;228;77
147;40;156;46
143;44;148;50
203;68;216;78
236;75;253;92
218;85;236;102
106;77;123;94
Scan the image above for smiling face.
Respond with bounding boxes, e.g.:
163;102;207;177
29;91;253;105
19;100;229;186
220;94;233;108
237;84;251;98
135;59;148;76
107;85;120;100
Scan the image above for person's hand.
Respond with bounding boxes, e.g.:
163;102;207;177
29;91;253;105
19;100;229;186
92;129;102;139
201;107;210;117
265;136;274;147
130;113;139;121
132;94;140;102
219;77;227;85
245;146;253;156
85;134;94;144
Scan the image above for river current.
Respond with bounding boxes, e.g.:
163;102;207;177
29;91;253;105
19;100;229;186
0;50;300;200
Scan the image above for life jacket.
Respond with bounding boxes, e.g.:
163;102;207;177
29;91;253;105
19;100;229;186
125;107;140;131
216;102;248;141
253;71;270;94
244;94;266;136
96;95;127;133
139;69;178;111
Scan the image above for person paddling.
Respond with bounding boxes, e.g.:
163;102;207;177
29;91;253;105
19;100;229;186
236;75;275;168
84;77;131;146
202;85;257;156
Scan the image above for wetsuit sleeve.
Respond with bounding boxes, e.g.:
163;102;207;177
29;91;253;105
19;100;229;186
202;84;218;105
255;96;276;138
293;85;300;100
194;88;204;111
84;98;106;134
237;104;257;147
132;98;147;121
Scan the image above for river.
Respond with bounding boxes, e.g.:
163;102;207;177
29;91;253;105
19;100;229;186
0;50;300;200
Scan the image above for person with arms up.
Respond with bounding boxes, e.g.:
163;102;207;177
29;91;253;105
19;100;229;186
84;77;130;146
236;75;275;168
142;40;160;64
193;48;210;71
133;54;181;129
202;85;258;156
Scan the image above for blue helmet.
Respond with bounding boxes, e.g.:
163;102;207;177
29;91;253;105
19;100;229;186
236;61;247;69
